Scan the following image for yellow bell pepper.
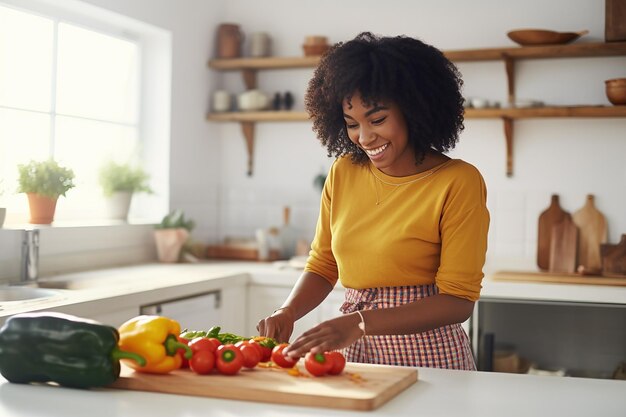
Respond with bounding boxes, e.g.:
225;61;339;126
118;315;192;374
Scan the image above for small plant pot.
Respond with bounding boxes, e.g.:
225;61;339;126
154;228;189;263
0;207;6;228
27;193;58;224
105;191;133;221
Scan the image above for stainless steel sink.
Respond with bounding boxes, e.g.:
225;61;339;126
0;286;62;302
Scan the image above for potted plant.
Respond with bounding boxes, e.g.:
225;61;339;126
17;159;75;224
98;161;152;221
154;209;195;263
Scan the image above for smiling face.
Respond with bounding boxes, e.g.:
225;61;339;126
342;91;416;177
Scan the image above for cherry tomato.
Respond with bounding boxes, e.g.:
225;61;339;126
189;349;215;375
216;344;244;375
189;337;218;353
247;339;272;362
326;351;346;375
177;336;190;368
239;343;262;368
206;337;222;351
304;352;333;377
271;343;299;368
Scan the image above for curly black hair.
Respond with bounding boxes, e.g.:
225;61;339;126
305;32;464;165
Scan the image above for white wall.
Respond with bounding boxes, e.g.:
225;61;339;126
80;0;225;242
214;0;626;270
2;0;622;280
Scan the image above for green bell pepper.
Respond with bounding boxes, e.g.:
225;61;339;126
0;312;145;388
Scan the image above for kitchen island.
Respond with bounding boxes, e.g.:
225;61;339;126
0;365;624;417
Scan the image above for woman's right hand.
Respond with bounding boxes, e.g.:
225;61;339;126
257;307;295;343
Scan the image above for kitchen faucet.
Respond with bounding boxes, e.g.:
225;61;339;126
20;229;39;284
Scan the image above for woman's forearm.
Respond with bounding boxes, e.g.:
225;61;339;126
360;294;474;336
279;271;334;320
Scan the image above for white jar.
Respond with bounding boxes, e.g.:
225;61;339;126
212;90;232;112
250;32;271;57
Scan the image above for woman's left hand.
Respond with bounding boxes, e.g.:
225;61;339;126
283;312;363;359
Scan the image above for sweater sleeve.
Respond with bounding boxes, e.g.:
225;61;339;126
436;166;490;301
304;162;339;286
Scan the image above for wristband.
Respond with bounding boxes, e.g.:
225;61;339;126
356;310;366;336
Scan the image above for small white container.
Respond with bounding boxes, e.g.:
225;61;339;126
212;90;233;112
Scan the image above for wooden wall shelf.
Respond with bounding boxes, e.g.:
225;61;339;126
207;41;626;176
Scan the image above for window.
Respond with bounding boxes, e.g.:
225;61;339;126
0;3;144;224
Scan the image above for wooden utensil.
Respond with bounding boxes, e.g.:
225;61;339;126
572;195;608;274
549;216;579;274
109;362;418;411
537;194;570;270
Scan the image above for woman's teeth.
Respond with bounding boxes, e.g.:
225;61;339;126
365;143;388;156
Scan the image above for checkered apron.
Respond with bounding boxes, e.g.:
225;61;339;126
340;284;476;370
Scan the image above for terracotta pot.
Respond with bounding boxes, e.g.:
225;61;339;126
27;193;58;224
105;191;133;221
154;228;189;263
605;78;626;105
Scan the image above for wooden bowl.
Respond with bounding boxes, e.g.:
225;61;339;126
507;29;588;46
605;78;626;105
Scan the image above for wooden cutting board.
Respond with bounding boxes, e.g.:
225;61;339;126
492;270;626;286
537;194;570;271
572;195;608;274
549;216;579;274
108;362;418;411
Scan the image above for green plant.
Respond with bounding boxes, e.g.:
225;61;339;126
155;209;195;231
17;159;75;199
98;161;152;197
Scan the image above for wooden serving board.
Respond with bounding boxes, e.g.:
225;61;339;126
572;195;608;274
109;362;418;411
537;194;570;271
548;216;578;274
492;270;626;286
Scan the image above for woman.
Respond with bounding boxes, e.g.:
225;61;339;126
257;32;489;370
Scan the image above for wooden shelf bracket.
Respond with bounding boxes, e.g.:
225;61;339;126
242;69;257;90
241;122;255;176
503;117;514;177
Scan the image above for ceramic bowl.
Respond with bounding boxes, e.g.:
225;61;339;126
605;78;626;105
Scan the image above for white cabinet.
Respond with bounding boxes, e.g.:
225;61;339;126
139;286;246;335
89;307;140;328
140;291;222;332
246;284;345;341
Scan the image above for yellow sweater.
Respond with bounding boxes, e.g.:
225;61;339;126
305;157;489;301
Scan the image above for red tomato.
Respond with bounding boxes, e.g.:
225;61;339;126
216;344;244;375
304;352;333;377
239;344;261;368
326;351;346;375
206;337;222;351
248;339;272;362
189;337;218;353
271;344;299;368
189;349;215;375
177;336;190;368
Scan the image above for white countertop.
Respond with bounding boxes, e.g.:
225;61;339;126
0;366;624;417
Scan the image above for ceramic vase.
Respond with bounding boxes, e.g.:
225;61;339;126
106;191;133;221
